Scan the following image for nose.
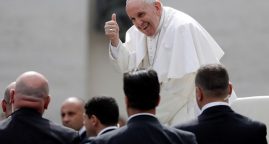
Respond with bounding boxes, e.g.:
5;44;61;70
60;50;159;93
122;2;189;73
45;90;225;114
134;18;143;27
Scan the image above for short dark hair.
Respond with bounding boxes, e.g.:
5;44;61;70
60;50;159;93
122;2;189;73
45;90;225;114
123;69;160;110
84;96;119;126
195;64;229;97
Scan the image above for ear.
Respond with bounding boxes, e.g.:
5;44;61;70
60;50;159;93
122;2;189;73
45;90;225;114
10;89;15;104
154;1;162;16
44;96;50;109
156;96;161;107
1;100;7;112
196;87;203;102
125;96;129;108
91;115;99;126
196;86;205;109
228;82;233;95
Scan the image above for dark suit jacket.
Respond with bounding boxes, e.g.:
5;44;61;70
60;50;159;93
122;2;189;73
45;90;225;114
175;105;267;144
90;114;197;144
80;128;88;144
82;126;118;144
0;108;79;144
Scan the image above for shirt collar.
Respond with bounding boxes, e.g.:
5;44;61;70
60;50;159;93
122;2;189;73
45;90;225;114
79;126;86;135
127;113;156;122
97;126;118;137
201;102;229;113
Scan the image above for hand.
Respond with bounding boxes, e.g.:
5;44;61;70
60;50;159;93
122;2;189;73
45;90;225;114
104;13;120;47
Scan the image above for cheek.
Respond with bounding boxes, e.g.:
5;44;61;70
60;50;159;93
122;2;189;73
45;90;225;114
152;18;159;28
84;120;89;127
74;114;81;120
84;119;91;129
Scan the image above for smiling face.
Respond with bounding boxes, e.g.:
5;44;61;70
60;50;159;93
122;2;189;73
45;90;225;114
126;0;162;36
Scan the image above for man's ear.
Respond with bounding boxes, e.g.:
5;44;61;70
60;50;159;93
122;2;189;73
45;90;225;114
156;96;160;107
228;82;233;95
196;86;205;109
154;1;162;16
44;96;50;109
10;89;15;104
125;96;129;108
91;115;99;126
2;99;7;112
196;87;203;102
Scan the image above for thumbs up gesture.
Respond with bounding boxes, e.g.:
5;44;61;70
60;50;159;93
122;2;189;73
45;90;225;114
104;13;120;47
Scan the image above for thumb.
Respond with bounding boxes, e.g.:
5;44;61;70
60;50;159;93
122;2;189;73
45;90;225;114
112;13;117;22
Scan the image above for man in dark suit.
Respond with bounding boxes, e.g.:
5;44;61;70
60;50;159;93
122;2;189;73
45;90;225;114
61;97;87;143
83;96;119;144
90;69;197;144
175;64;267;144
0;71;79;144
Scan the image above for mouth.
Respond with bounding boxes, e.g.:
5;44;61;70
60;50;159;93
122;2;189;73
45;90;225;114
140;23;149;31
143;25;148;30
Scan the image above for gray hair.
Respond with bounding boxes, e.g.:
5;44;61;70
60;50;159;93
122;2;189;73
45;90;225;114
126;0;157;5
143;0;157;4
3;82;16;103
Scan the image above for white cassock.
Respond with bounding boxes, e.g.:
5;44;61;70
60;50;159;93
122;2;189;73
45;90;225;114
110;6;237;125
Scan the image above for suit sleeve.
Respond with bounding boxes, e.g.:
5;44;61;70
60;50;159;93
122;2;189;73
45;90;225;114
256;123;267;144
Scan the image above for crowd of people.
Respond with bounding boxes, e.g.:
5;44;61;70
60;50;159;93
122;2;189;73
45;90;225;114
0;65;266;144
0;0;267;144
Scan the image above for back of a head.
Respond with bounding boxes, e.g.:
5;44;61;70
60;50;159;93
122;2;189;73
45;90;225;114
124;69;160;110
14;71;50;113
195;64;229;98
85;96;119;126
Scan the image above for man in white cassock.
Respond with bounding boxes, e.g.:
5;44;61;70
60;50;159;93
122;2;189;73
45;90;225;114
104;0;237;125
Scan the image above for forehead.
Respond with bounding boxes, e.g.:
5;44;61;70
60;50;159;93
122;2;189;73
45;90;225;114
61;102;82;112
126;0;150;14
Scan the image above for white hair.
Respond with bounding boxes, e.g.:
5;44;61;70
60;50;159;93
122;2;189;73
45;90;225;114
144;0;157;4
126;0;157;5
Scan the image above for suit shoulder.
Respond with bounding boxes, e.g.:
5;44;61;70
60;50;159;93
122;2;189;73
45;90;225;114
164;126;197;144
48;121;79;142
92;126;126;143
174;118;199;130
164;126;195;136
234;113;267;128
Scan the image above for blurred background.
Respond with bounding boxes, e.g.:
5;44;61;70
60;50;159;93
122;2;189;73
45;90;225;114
0;0;268;122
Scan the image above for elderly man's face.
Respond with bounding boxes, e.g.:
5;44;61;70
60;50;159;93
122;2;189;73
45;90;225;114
126;0;161;36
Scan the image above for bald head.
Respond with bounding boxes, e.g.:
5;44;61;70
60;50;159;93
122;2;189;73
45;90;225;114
61;97;85;131
15;71;49;97
2;82;16;117
12;71;50;114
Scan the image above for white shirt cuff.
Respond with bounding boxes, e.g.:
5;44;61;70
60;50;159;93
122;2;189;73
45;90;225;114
110;41;120;59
